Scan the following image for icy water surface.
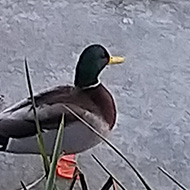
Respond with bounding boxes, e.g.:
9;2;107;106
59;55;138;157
1;0;190;189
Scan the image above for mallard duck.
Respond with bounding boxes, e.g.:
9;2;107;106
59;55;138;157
0;44;124;156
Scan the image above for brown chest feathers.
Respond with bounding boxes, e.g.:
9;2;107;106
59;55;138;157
84;84;116;129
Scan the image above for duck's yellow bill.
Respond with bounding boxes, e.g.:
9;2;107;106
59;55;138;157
109;56;125;65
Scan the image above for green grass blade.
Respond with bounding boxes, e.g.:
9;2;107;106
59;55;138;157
91;154;127;190
101;176;113;190
158;167;187;190
69;167;79;190
69;175;78;190
24;59;50;176
17;175;46;190
45;114;65;190
63;105;151;190
79;172;88;190
20;181;28;190
53;185;59;190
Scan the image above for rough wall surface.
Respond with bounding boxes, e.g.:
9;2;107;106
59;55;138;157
1;0;190;189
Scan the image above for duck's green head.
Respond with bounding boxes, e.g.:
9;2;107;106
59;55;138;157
74;44;124;88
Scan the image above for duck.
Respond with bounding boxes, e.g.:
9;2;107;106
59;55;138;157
0;44;124;156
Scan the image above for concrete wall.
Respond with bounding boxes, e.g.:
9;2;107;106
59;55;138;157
0;0;190;189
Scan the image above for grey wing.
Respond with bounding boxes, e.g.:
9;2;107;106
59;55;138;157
5;106;110;155
0;85;75;138
0;102;69;138
2;85;73;113
0;85;110;154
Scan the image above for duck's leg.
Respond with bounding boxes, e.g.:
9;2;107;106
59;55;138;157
56;154;77;179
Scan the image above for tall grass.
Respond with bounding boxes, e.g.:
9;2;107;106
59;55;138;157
62;104;152;190
158;167;187;190
25;59;65;190
25;59;50;176
45;114;65;190
92;154;126;190
21;59;187;190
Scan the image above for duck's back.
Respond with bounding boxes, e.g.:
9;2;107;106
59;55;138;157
0;84;114;154
0;85;101;138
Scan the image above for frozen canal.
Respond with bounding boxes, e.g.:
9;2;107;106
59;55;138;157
1;0;190;189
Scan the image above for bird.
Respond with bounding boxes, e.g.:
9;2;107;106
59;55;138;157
0;44;124;156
